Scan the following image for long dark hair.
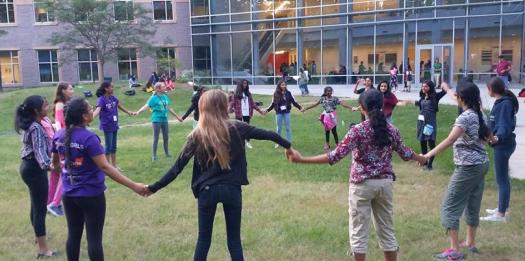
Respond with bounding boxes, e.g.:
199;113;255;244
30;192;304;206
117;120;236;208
53;82;71;114
63;97;91;170
488;77;519;114
322;86;333;97
234;79;250;99
95;81;111;97
456;81;491;140
359;89;391;148
273;80;287;102
419;80;436;99
14;95;46;134
378;80;392;97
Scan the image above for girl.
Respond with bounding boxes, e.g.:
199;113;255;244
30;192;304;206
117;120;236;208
301;86;352;150
403;64;412;92
389;63;398;92
353;77;375;122
422;81;491;260
378;81;398;123
288;89;425;261
52;97;146;261
182;85;208;129
136;82;183;161
15;95;57;258
93;81;134;168
229;79;266;149
298;67;309;95
47;82;75;216
145;90;294;261
480;77;519;222
414;80;449;170
266;80;302;144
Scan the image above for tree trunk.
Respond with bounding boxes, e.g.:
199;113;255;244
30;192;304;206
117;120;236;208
98;59;105;82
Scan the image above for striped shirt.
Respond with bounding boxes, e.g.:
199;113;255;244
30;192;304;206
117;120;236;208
20;121;51;170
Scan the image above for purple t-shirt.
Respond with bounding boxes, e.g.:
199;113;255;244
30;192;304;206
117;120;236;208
96;95;119;132
52;128;106;197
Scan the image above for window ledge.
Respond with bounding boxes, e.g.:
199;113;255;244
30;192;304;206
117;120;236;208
0;23;18;27
154;20;177;24
34;22;58;26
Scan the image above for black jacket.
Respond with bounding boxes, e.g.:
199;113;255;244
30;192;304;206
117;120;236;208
148;121;292;197
182;92;200;121
266;90;302;114
489;96;517;147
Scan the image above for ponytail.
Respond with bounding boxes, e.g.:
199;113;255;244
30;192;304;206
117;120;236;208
14;95;45;134
456;81;491;140
62;97;90;170
359;89;392;148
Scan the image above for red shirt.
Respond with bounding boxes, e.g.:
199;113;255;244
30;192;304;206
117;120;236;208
496;60;511;76
382;93;398;117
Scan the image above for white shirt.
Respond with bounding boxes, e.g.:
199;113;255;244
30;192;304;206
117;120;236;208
241;93;250;117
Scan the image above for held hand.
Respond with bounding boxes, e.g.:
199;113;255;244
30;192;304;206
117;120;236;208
143;185;154;197
351;106;359;112
416;154;429;166
440;82;450;91
285;148;302;163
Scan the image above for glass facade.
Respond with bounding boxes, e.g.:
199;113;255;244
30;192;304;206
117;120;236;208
190;0;525;86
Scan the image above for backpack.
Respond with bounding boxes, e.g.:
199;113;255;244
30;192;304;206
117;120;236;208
124;89;136;96
83;90;93;98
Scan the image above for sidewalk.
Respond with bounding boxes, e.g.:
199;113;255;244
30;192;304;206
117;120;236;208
248;83;525;180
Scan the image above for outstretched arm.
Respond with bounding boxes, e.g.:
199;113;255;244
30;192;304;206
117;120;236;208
118;103;133;116
92;107;101;118
135;103;149;115
301;101;320;112
424;126;464;159
169;107;183;122
93;154;147;196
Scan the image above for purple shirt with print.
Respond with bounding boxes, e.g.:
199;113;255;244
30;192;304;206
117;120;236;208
96;95;119;132
52;128;106;197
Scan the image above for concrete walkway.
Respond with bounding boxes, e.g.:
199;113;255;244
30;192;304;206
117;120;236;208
248;83;525;180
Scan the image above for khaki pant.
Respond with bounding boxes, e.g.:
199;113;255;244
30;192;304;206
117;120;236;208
349;179;398;254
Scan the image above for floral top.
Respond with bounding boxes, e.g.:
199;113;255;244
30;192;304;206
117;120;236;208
328;120;414;184
319;96;340;113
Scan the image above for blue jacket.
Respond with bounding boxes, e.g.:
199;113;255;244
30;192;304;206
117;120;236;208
489;96;516;147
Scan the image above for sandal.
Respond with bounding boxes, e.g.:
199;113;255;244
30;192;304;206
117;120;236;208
433;248;464;260
459;241;480;254
36;251;59;259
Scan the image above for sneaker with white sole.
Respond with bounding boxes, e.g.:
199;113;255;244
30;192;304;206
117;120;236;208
245;142;253;149
485;208;498;214
480;213;506;222
47;204;64;217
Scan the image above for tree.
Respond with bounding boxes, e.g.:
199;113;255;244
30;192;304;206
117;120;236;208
46;0;156;82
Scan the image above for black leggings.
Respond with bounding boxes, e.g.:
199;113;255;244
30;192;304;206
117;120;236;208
63;193;106;261
325;126;339;144
420;140;436;168
20;159;48;237
237;116;251;141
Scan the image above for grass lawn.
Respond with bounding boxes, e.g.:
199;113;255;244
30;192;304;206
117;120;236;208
0;83;524;260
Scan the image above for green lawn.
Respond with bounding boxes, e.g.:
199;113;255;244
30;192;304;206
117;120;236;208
0;83;524;260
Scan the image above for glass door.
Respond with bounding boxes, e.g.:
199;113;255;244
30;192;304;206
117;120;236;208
415;44;454;88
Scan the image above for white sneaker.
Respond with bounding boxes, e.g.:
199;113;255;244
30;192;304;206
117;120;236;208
274;144;279;149
245;142;253;149
485;208;498;214
480;213;506;222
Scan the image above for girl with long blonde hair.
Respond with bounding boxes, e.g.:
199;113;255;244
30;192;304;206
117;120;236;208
146;89;294;260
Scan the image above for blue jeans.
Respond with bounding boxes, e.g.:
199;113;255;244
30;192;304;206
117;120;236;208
498;75;510;89
276;112;292;142
103;130;118;154
494;141;516;214
194;184;243;261
299;83;309;95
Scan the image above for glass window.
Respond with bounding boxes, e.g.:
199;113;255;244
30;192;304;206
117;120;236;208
351;0;374;22
34;1;54;23
274;0;296;19
117;48;137;80
453;18;466;81
322;0;345;25
231;33;252;80
254;0;273;21
437;0;466;17
350;25;374;78
501;14;523;83
322;26;347;85
38;50;59;83
77;49;98;82
153;1;173;21
0;51;21;84
0;0;14;23
469;1;500;15
406;0;435;19
376;0;402;21
417;19;453;45
503;1;524;13
157;47;177;80
274;29;297;83
254;30;274;84
376;23;403;84
211;34;231;77
302;28;321;84
114;0;134;21
303;0;321;27
210;0;229;15
193;35;211;77
468;16;500;82
191;0;209;16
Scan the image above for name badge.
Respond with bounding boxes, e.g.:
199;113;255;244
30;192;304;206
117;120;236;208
113;115;118;122
418;115;425;121
280;105;287;110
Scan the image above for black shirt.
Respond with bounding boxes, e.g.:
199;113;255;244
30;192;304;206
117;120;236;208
182;93;200;121
148;121;292;197
266;90;302;114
